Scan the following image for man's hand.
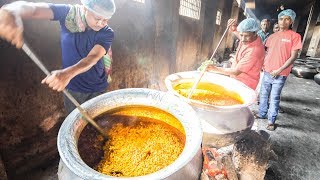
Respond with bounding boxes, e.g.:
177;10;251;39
270;69;282;78
227;19;240;39
41;69;72;92
229;54;235;64
0;9;24;48
206;64;219;72
228;19;237;31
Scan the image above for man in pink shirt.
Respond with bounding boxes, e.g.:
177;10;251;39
206;18;265;90
256;9;302;131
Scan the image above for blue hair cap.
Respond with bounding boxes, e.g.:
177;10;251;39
278;9;296;22
237;18;260;32
81;0;116;19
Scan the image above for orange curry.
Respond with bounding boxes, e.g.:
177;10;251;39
174;82;243;106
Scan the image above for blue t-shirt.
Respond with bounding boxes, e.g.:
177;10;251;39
49;4;114;93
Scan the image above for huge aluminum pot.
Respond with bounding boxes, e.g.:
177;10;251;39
292;65;318;79
165;71;256;147
314;73;320;85
57;88;202;180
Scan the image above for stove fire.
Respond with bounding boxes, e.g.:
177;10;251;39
201;131;276;180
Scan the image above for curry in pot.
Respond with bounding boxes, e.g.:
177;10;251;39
78;106;185;177
174;82;243;106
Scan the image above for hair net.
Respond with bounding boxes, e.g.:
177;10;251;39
278;9;296;22
81;0;116;19
237;18;260;33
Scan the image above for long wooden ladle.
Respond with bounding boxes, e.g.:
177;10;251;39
187;22;234;99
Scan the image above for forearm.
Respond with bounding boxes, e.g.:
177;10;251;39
66;44;107;79
279;58;295;72
232;31;240;40
214;67;241;76
41;45;106;91
278;51;299;72
40;57;99;92
65;55;101;79
2;1;52;19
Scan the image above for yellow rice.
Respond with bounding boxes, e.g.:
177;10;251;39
96;120;185;177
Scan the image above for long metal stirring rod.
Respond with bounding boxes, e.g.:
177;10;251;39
187;24;232;99
22;43;108;139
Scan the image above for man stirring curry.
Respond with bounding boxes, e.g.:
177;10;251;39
206;18;265;90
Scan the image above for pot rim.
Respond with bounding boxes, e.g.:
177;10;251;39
164;71;257;110
57;88;202;180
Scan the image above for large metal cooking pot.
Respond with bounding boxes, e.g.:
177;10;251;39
314;73;320;85
292;65;318;79
165;71;256;147
294;58;307;66
57;88;203;180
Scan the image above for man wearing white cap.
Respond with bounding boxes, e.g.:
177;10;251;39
256;9;302;131
0;0;116;113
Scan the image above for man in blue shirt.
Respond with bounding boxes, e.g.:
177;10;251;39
0;0;116;113
257;19;271;43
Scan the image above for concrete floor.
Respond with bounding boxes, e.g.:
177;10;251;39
10;74;320;180
253;74;320;180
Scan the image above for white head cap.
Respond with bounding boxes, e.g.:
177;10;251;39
81;0;116;19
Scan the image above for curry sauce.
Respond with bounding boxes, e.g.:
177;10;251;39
174;82;243;106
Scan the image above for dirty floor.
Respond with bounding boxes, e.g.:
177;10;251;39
253;74;320;180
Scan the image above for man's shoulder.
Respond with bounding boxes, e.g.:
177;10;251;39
96;26;114;37
267;32;285;42
257;30;264;36
253;38;266;53
49;3;72;21
49;3;71;11
101;26;114;33
268;32;277;38
288;30;301;38
252;37;263;46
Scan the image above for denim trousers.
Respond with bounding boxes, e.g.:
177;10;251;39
63;89;105;114
259;72;287;124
